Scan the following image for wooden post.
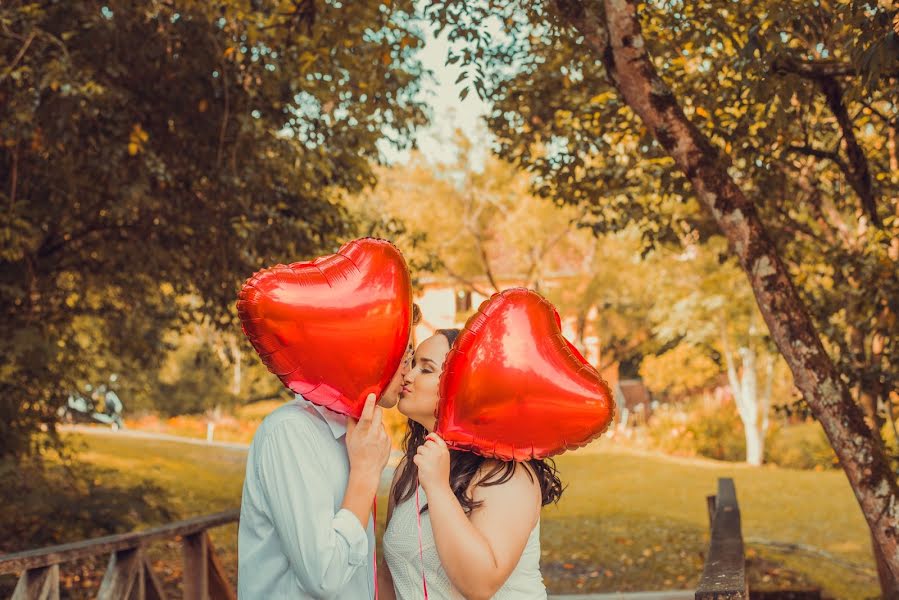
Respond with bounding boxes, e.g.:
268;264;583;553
98;547;144;600
706;495;717;530
183;532;209;600
207;536;238;600
11;564;59;600
696;478;748;600
143;554;167;600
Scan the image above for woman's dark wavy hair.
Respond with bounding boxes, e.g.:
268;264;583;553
392;328;564;514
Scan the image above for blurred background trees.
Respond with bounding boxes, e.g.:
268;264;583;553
1;0;427;457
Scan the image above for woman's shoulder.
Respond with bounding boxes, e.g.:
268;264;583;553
473;459;541;498
477;458;539;480
469;459;542;522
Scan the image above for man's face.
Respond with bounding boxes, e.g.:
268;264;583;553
380;335;413;409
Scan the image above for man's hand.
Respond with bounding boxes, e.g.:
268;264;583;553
346;393;391;484
341;393;391;528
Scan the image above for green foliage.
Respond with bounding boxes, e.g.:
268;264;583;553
349;141;594;293
0;0;427;457
0;458;174;554
766;421;840;471
647;400;747;462
427;0;898;481
352;143;664;370
640;343;722;398
147;320;286;416
154;341;231;416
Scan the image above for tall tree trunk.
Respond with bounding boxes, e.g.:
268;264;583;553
722;327;764;466
738;346;764;466
229;336;242;397
556;0;899;580
761;354;773;444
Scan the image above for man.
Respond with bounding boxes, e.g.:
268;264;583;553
237;305;420;599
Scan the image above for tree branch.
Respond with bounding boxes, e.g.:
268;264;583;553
463;192;501;292
0;30;36;83
435;257;491;298
772;55;899;80
785;143;843;165
818;76;881;227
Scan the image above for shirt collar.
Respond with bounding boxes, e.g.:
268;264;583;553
294;394;347;439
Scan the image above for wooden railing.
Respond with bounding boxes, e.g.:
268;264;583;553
696;478;748;600
0;509;239;600
696;478;822;600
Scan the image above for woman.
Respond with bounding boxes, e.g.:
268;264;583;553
381;329;563;600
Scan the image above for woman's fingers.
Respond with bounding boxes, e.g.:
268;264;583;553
426;433;447;448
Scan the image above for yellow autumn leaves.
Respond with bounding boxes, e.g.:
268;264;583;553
127;123;148;156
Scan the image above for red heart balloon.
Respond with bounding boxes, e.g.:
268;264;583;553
237;238;412;419
437;288;615;461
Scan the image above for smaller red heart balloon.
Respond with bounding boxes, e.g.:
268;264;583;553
437;288;615;461
237;238;412;419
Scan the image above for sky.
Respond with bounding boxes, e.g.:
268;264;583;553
381;22;493;169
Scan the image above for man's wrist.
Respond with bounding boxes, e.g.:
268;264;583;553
347;467;381;493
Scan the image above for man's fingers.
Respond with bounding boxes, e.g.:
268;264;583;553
371;404;383;426
346;418;357;435
360;393;377;422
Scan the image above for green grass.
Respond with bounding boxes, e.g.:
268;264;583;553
59;434;877;599
542;445;876;598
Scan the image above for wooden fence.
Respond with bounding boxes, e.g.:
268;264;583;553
0;509;238;600
1;478;827;599
696;478;821;600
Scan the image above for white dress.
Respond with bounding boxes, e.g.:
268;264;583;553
383;486;547;600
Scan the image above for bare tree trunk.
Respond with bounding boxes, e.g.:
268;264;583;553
229;336;242;397
722;327;764;466
555;0;899;579
738;346;763;466
761;354;773;445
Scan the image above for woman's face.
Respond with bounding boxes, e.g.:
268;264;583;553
397;334;451;431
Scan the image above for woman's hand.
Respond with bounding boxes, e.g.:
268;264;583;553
413;433;450;494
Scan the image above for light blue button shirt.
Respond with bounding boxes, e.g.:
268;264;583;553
238;396;375;599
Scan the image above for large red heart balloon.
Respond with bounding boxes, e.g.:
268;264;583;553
437;288;615;461
237;238;412;419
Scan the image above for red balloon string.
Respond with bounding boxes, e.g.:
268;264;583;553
373;497;379;600
415;486;429;599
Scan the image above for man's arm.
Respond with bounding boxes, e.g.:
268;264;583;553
256;417;371;599
341;394;391;527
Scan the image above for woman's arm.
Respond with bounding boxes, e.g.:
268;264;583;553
415;435;541;600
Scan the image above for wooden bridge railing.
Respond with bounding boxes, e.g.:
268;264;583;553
0;508;239;600
696;478;748;600
696;478;821;600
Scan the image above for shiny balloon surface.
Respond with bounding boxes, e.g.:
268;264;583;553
437;288;615;461
237;238;412;418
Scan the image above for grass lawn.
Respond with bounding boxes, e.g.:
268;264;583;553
46;432;877;599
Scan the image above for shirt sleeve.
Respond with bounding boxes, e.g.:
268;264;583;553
256;417;370;599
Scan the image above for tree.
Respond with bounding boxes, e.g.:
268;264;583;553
0;0;427;458
352;136;594;295
642;239;782;465
427;0;899;589
151;318;287;417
